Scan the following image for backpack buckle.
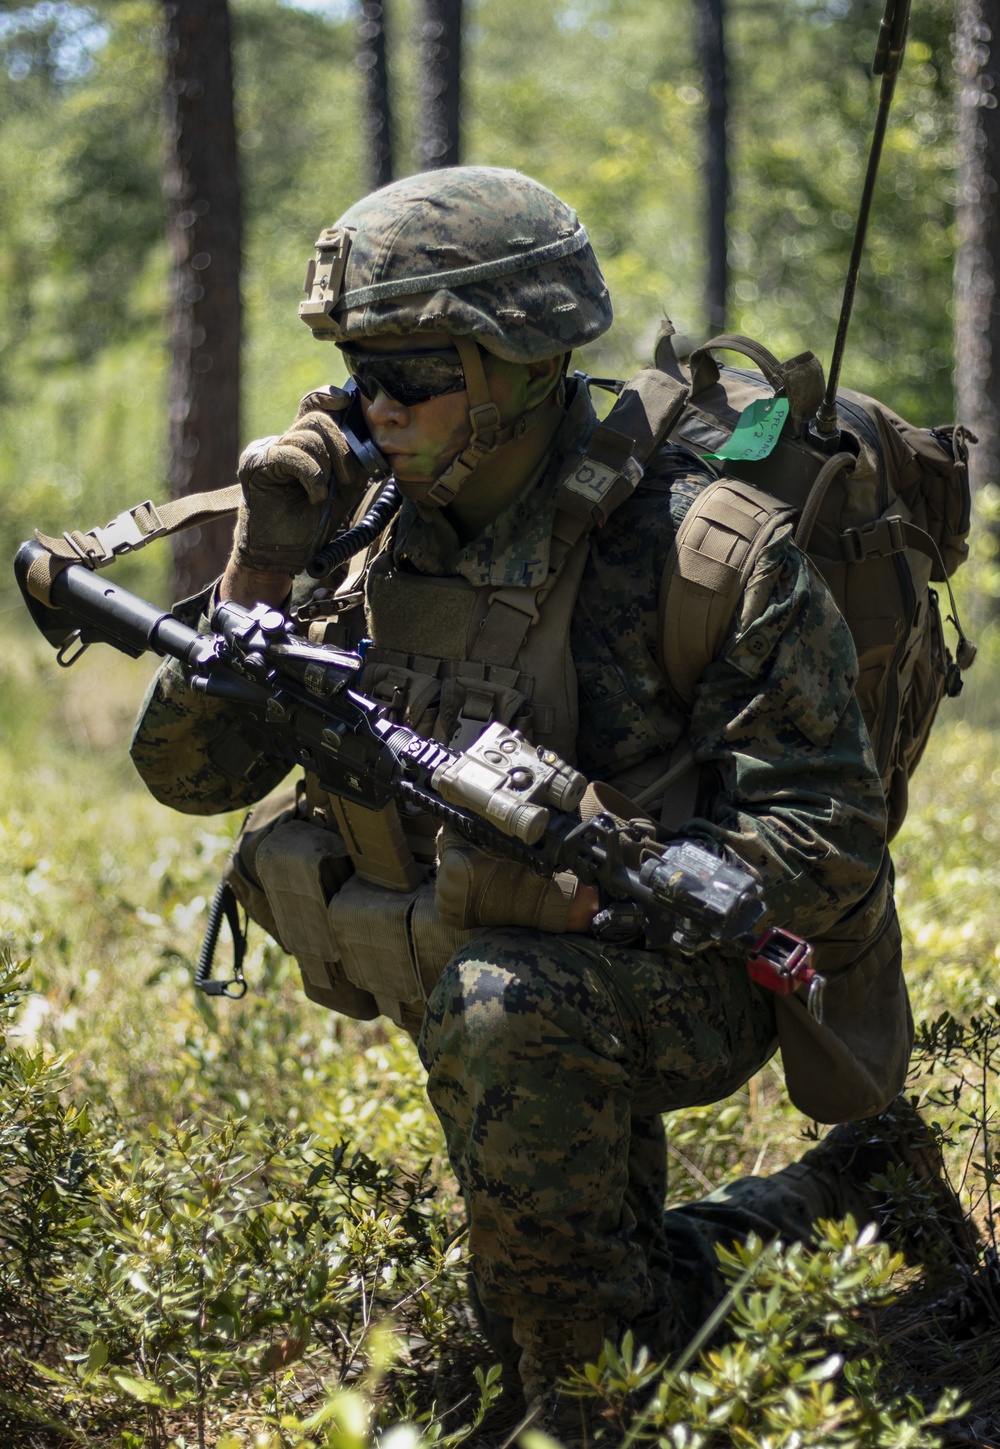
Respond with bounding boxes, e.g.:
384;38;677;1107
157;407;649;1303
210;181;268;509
842;515;907;563
843;527;865;562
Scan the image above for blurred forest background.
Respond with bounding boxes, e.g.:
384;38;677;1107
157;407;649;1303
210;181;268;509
0;0;975;600
5;2;1000;1446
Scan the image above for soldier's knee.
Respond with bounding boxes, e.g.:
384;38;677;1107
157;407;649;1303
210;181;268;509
418;929;620;1078
418;941;517;1073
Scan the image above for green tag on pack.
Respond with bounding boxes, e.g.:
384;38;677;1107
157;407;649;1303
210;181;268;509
703;397;789;463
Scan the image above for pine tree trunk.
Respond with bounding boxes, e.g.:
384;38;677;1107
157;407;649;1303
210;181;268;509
416;0;462;170
162;0;242;600
955;0;1000;519
358;0;394;190
696;0;729;335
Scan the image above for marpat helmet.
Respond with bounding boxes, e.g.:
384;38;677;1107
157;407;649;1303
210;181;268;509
298;167;612;503
299;166;612;360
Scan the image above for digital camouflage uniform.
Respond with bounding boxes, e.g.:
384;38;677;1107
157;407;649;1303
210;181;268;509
131;381;891;1356
129;167;904;1401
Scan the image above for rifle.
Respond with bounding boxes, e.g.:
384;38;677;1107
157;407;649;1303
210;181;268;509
14;538;824;1018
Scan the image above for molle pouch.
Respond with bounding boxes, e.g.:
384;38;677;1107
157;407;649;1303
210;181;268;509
361;659;443;733
327;876;478;1029
359;651;536;752
224;785;301;946
253;815;475;1031
434;827;579;932
253;819;379;1021
437;669;532;750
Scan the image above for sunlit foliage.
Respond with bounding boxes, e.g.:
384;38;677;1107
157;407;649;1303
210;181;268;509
0;1;990;1443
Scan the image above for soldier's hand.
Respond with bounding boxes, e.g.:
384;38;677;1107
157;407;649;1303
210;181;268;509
233;386;363;575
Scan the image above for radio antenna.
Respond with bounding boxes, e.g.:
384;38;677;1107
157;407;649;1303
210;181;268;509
811;0;912;447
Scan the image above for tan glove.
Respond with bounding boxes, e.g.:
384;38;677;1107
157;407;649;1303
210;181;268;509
435;828;581;933
233;386;368;574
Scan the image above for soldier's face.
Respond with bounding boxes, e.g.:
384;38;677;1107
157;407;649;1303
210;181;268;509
348;333;522;491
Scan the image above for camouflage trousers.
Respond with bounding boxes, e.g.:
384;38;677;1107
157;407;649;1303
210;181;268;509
417;927;875;1362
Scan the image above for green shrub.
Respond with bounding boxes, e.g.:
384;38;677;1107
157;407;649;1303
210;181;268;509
1;631;997;1445
615;1222;964;1448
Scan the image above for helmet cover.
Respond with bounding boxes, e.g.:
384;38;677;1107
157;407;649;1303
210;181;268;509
299;166;612;362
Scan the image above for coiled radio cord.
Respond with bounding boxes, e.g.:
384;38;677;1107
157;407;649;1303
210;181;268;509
306;478;402;579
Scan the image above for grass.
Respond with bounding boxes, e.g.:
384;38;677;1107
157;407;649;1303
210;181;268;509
1;616;999;1447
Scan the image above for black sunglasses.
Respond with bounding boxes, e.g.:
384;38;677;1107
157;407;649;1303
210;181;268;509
340;346;467;408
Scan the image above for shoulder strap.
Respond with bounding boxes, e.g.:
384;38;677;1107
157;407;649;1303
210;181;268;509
469;369;693;670
659;478;796;710
553;368;690;526
470;508;590;668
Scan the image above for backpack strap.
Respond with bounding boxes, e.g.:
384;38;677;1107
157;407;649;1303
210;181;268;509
553;369;690;526
469;507;589;668
794;453;977;675
659;478;797;710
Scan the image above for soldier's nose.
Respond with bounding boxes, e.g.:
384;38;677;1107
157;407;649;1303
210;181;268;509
365;388;409;425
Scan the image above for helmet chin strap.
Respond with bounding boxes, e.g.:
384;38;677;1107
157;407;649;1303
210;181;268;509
423;335;564;507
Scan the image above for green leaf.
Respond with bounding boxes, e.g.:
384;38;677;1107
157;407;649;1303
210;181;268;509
110;1373;191;1409
82;1339;108;1385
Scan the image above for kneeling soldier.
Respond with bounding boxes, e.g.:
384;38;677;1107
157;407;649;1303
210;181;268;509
132;166;916;1417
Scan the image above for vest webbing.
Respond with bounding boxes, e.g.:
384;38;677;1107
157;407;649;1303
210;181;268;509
468;508;591;671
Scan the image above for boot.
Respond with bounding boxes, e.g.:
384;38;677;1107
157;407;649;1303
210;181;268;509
465;1274;524;1431
512;1315;613;1445
801;1094;980;1273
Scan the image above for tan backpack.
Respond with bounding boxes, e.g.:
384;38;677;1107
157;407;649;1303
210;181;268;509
648;326;976;840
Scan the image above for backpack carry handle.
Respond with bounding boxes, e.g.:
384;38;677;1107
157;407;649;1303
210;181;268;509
688;334;788;396
688;335;826;439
